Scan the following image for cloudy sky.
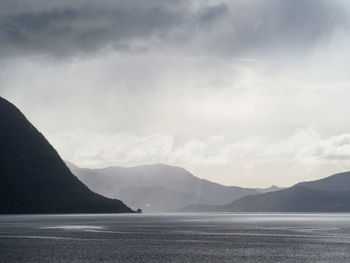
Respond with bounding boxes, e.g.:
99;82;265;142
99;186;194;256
1;0;350;187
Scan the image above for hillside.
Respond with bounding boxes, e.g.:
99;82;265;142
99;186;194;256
0;96;133;214
295;171;350;191
222;185;350;212
67;162;264;212
177;171;350;212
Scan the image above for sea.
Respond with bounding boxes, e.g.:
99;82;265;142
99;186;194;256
0;213;350;262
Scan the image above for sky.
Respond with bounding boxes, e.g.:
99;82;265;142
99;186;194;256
1;0;350;187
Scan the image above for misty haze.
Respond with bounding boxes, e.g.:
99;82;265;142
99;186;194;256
1;0;350;262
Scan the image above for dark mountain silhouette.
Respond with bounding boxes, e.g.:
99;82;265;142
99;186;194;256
177;171;350;212
0;96;133;214
67;162;276;212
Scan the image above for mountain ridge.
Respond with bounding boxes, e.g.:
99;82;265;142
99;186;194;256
295;171;350;192
0;96;133;214
67;162;280;212
176;171;350;212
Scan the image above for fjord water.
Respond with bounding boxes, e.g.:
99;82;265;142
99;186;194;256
1;213;350;262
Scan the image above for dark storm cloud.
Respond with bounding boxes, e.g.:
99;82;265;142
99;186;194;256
196;3;229;23
0;0;189;58
195;0;348;58
0;0;348;58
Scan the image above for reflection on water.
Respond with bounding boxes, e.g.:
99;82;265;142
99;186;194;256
41;225;104;230
1;213;350;262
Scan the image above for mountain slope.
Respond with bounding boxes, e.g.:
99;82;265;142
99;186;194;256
0;96;133;214
295;171;350;192
178;171;350;212
223;185;350;212
177;186;350;212
67;162;261;212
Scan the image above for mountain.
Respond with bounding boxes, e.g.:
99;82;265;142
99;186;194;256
67;162;262;212
255;185;283;193
177;171;350;212
295;171;350;192
178;186;350;212
223;185;350;212
0;96;133;214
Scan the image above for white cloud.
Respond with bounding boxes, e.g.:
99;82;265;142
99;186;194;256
47;128;350;187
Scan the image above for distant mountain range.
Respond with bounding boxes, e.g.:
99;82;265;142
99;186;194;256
0;96;133;214
67;162;280;212
176;171;350;212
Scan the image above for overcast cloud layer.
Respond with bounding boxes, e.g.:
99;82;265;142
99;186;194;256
0;0;348;58
1;0;350;187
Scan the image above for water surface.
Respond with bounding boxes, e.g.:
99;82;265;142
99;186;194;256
1;213;350;262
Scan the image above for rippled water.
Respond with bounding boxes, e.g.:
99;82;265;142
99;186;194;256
1;213;350;262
